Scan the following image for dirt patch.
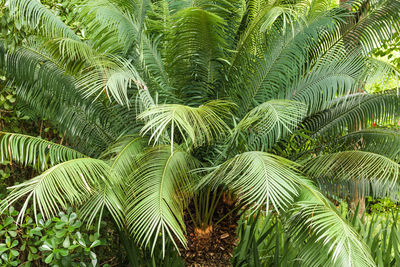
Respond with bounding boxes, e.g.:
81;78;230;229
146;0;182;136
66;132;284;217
179;201;240;266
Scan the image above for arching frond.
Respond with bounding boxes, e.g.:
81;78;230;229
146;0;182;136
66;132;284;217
102;135;147;178
15;82;118;156
194;0;244;50
9;0;79;40
77;55;146;106
236;100;307;149
303;90;400;138
229;10;343;113
364;57;399;88
229;1;303;77
343;0;400;54
200;151;303;210
290;50;365;113
139;100;235;148
2;158;111;222
304;151;400;188
81;0;138;54
126;146;199;253
166;7;228;105
307;0;338;20
80;182;125;230
0;132;86;171
44;38;101;74
335;129;400;161
288;184;375;267
140;34;171;93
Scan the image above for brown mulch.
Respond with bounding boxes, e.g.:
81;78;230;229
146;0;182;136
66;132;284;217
179;201;241;266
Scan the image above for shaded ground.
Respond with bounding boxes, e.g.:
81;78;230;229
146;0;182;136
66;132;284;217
179;201;240;266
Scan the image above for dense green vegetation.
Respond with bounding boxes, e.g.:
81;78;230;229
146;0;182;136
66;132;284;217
2;0;400;266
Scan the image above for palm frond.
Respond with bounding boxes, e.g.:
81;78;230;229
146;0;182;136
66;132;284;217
15;82;118;155
80;181;125;230
307;0;338;20
343;0;400;54
364;57;399;88
334;129;400;161
229;1;302;75
81;0;138;54
0;132;86;171
290;50;366;113
302;90;400;138
140;34;172;94
288;184;375;267
102;135;147;178
194;0;244;51
9;0;79;40
44;38;101;74
2;158;111;222
166;7;228;105
229;10;343;113
236;100;307;149
126;145;199;253
303;151;400;188
200;151;303;211
139;100;235;148
77;55;146;106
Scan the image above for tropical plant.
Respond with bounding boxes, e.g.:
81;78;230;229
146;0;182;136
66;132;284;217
1;0;400;265
0;206;107;266
232;205;400;267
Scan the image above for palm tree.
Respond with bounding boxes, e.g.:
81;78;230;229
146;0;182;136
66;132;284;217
1;0;400;265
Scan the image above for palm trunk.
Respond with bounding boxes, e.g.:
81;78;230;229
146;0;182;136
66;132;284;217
348;180;366;217
340;0;369;216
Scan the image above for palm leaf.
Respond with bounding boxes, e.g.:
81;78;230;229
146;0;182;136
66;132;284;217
290;50;366;113
288;184;375;267
302;90;400;138
303;151;400;188
236;100;307;149
342;0;400;54
102;135;147;178
229;10;344;113
0;132;86;171
200;151;303;211
335;129;400;161
77;55;146;106
166;7;228;105
2;158;111;222
126;145;199;253
80;181;125;230
9;0;79;40
138;100;235;148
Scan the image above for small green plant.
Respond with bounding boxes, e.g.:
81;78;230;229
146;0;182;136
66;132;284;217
368;197;398;214
0;207;105;266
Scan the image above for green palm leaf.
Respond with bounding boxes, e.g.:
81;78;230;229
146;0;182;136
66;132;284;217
288;184;375;267
126;145;199;252
0;132;86;171
3;158;111;222
342;0;400;54
290;50;365;113
77;55;146;106
200;151;303;210
139;100;235;148
9;0;79;40
335;129;400;161
236;100;307;149
103;135;147;178
166;7;228;105
304;151;400;188
80;182;125;230
303;90;400;138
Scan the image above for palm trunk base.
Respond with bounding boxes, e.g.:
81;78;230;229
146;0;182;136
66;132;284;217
180;202;240;266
